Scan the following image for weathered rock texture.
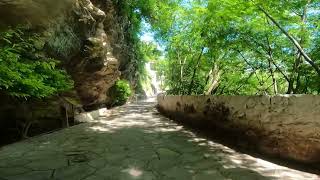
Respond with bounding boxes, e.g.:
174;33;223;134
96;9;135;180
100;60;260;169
157;95;320;164
0;0;138;144
0;0;137;107
0;0;74;28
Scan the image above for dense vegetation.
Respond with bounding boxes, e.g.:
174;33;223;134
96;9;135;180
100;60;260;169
0;28;73;98
148;0;320;95
1;0;318;100
113;0;178;94
108;80;132;106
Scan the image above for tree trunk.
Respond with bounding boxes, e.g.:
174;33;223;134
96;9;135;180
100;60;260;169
265;35;278;94
294;72;302;94
204;63;221;95
287;80;294;94
179;56;187;94
268;59;278;94
259;5;320;76
188;47;204;95
293;1;310;94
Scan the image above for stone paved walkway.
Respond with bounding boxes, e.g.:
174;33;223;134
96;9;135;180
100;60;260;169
0;101;319;180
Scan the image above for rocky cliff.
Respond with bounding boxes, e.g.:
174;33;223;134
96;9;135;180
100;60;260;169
0;0;140;143
0;0;138;107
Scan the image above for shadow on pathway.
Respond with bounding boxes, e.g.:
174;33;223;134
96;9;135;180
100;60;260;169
0;101;318;180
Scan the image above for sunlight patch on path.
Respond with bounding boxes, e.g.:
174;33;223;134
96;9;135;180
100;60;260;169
0;102;318;180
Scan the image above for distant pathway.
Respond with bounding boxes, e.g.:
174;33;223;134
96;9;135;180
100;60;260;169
0;101;318;180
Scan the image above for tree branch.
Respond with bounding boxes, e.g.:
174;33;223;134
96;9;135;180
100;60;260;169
258;5;320;76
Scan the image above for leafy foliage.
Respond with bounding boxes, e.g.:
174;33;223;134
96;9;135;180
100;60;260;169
136;42;162;94
46;23;80;59
0;28;74;98
108;80;132;106
151;0;320;95
112;0;181;94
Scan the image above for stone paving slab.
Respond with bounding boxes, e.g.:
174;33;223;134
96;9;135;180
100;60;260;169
0;101;319;180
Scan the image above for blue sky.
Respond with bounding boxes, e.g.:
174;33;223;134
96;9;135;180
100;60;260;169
139;20;165;52
140;20;155;42
141;32;155;42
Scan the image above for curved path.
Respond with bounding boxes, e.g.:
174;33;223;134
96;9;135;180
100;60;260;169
0;101;318;180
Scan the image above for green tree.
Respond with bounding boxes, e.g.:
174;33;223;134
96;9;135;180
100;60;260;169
151;0;320;95
0;28;73;98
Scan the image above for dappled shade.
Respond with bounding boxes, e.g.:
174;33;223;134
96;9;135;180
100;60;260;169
0;101;318;179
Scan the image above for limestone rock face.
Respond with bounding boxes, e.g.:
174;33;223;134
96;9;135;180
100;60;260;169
0;0;138;143
157;95;320;164
66;0;137;107
0;0;74;27
65;0;121;108
0;0;136;107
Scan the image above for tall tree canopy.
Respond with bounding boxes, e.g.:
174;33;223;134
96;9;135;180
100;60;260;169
150;0;320;95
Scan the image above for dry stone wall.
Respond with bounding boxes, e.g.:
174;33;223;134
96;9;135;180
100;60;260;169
157;95;320;164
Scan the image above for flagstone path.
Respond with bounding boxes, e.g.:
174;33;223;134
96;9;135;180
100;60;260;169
0;101;318;180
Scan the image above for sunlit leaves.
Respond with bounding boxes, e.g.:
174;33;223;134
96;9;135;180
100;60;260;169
0;28;73;98
151;0;320;95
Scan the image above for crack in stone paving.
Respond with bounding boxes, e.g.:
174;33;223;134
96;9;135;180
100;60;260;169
0;101;319;180
50;169;55;178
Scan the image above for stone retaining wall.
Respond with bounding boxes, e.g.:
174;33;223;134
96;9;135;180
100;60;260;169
157;95;320;164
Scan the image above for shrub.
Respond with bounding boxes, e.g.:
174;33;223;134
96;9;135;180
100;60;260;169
0;27;74;98
108;80;132;106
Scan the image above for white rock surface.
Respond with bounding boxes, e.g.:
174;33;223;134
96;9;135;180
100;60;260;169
75;108;108;122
